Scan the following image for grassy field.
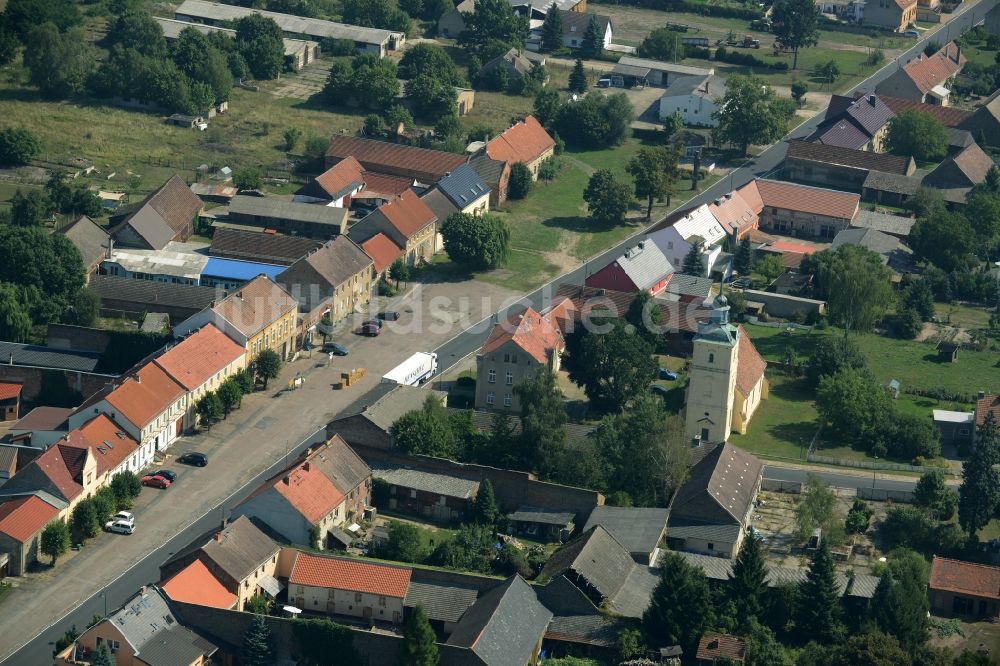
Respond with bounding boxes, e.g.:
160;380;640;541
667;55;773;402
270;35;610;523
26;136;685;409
934;303;995;329
729;374;820;461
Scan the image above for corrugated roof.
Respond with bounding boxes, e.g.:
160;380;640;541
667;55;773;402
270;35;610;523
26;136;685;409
481;306;564;364
786;139;913;175
290;551;412;597
508;506;576;526
162;559;238;609
486;115;555;167
540;526;635;601
202;257;284;282
58;216;110;268
850;209;916;237
618;56;713;77
0;495;59;542
664;273;714;299
863;170;922;195
155;324;245;391
930;556;1000;600
325;136;466;181
209;228;321;265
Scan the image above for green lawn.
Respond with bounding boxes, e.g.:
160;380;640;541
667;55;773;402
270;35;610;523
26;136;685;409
729;374;818;460
933;303;994;329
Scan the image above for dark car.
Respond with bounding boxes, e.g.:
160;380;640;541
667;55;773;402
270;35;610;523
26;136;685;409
360;324;381;337
378;311;400;321
323;342;349;356
153;469;177;482
179;452;208;467
658;368;678;381
141;474;170;489
362;319;382;329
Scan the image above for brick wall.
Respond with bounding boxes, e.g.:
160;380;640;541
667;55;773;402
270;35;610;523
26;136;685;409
46;324;113;353
0;365;111;403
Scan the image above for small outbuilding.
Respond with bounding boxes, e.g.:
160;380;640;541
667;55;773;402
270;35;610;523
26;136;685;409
507;506;575;542
937;341;959;362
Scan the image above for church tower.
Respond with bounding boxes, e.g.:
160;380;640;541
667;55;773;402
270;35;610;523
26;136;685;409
685;296;740;444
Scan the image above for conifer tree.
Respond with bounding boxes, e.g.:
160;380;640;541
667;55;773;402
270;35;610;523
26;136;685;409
568;59;588;94
580;15;603;59
241;614;274;666
960;412;1000;539
729;530;768;624
795;540;843;643
401;605;439;666
681;243;705;276
540;3;563;52
474;479;500;527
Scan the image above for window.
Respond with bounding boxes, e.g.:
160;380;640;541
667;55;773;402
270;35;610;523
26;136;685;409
503;353;510;363
667;241;673;249
488;369;496;384
505;371;513;385
511;354;517;364
379;596;386;606
355;592;362;602
504;393;512;407
410;488;417;499
708;352;715;363
486;392;495;405
707;543;714;550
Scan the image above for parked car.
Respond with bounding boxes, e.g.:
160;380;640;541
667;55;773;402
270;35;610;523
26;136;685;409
360;324;381;337
362;319;382;329
659;368;678;381
152;470;176;483
178;452;208;467
105;520;135;535
378;311;400;321
903;29;920;38
113;511;135;527
323;342;349;356
142;474;171;489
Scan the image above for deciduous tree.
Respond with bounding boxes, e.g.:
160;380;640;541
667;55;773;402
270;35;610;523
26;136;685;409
441;213;511;270
233;167;263;192
406;74;458;121
197;391;223;426
806;336;866;388
71;499;101;539
795;473;841;542
568;318;657;413
391;395;458;458
801;244;894;335
235;14;284;80
459;0;529;54
106;9;167;57
886;109;948;162
217;377;243;417
554;92;634;148
583;169;631;225
909;208;975;273
913;469;958;520
41;520;70;566
24;24;96;98
254;349;282;388
0;285;32;342
380;521;426;562
638;27;684;62
0;127;41;166
399;43;463;85
771;0;819;69
110;471;142;506
712;75;795;156
816;368;892;442
626;145;680;219
513;369;567;475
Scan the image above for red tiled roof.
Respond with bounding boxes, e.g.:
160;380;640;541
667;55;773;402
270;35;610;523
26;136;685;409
155;323;246;391
361;232;404;273
314;157;365;198
124;175;203;236
290;551;412;597
930;556;1000;600
360;171;412;198
481;307;564;364
0;382;21;401
951;142;994;184
271;462;345;524
754;179;859;220
486;115;555;166
893;0;916;8
696;634;746;663
0;496;59;542
781;252;805;269
902;42;966;95
708;191;759;236
105;362;186;429
162;559;238;609
379;190;437;239
874;95;972;127
976;394;1000;430
769;241;818;255
786;140;914;175
16;444;86;501
325;136;466;181
736;327;766;395
62;413;140;478
212;275;299;339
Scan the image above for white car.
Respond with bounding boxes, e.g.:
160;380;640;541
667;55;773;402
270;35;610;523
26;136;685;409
113;511;135;527
105;520;134;535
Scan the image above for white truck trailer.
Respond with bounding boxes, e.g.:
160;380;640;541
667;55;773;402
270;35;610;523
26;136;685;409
381;352;438;386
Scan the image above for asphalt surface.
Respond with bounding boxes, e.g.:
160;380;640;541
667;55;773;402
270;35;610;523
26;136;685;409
763;464;919;492
6;5;994;663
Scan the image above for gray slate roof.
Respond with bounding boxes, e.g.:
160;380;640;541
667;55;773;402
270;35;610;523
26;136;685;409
229;195;349;228
540;526;635;602
106;586;218;664
435;163;490;210
136;624;218;666
665;519;742;544
446;575;553;666
662;74;711;98
58;216;110;268
419;188;459;226
664;273;714;299
469;152;507;186
831;227;909;261
0;341;104;373
200;515;279;584
545;614;621;647
370;463;480;499
508;506;576;526
404;581;480;623
611;564;659;618
670;442;763;527
304;435;371;496
88;274;220;312
851;209;916;237
582;506;668;557
614;241;673;291
862;170;922;195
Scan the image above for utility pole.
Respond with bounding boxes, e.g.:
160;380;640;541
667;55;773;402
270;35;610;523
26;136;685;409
691;148;701;191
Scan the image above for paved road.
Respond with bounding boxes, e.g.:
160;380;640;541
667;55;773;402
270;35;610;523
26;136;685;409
763;464;918;492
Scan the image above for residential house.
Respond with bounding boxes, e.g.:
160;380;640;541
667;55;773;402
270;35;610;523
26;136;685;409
58;216;111;280
347;190;438;266
558;11;612;50
875;42;966;104
173;275;299;361
369;462;480;522
160;515;280;611
437;0;473;37
445;575;553;665
879;93;973;127
69;362;186;453
277;237;375;340
508;506;576;542
959;89;1000;147
293;157;366;207
697;635;746;665
807;94;896;151
7;406;74;449
667;442;764;558
662;273;716;305
87;275;219;325
154;324;247;430
582;506;669;564
0;494;62;575
864;0;917;30
55;585;219;666
612;56;714;87
351;171;414;210
231;435;372;549
933;409;975;449
510;0;587;19
658;75;723;127
208;228;322;266
328;384;448;451
0;382;20;421
478;48;538;89
784;139;916;192
324;136;466;185
289;551;412;623
585;241;674;296
647;205;728;278
475;307;565;411
422;163;491;218
923;142;995;204
360;232;405;277
831;227;913;272
226;196;349;239
929;556;1000;618
469;151;513;207
485;115;556;182
109;175;203;250
743;179;860;239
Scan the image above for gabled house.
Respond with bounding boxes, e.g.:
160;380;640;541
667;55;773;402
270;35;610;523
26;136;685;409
154;323;247;430
647;204;728;278
808;94;896;152
582;506;669;565
348;190;438;266
923;142;995;202
277;236;375;339
508;506;576;542
288;551;412;623
0;494;62;575
88;275;218;325
585;241;674;296
831;227;913;272
876;42;966;104
929;556;1000;618
425;163;491;217
658;75;724;128
486;115;556;183
558;10;612;50
109;175;203;250
864;0;916;31
879;93;973;127
784;139;916;192
173;275;299;361
740;179;860;239
370;462;480;522
161;558;239;610
614;56;713;87
324;136;466;185
478;48;537;89
469;151;512;207
231;435;371;549
959;90;1000;147
475;307;565;411
58;216;111;280
208;228;322;266
360;232;405;277
667;442;764;559
7;406;74;449
293;156;366;207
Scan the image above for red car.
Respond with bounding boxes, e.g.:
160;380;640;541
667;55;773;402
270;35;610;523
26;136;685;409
360;324;381;337
142;474;171;489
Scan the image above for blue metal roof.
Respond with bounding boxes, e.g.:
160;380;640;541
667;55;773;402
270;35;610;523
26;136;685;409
436;163;491;210
201;256;284;281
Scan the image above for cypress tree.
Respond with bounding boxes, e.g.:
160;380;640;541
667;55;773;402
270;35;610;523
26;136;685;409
568;59;588;94
729;530;768;624
795;540;843;643
241;614;274;666
401;605;439;666
474;479;500;527
580;14;603;59
540;3;563;52
959;412;1000;539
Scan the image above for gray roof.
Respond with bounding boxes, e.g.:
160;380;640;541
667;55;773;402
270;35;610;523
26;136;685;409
229;195;349;228
200;515;279;583
508;506;576;526
662;74;711;98
106;586;218;662
0;341;104;373
545;614;621;647
175;0;402;46
540;526;635;602
582;506;668;557
611;564;659;618
276;236;373;310
419;188;459;227
947;127;974;149
670;442;763;527
851;209;916;237
355;386;448;431
665;518;742;544
116;206;176;250
404;581;480;623
613;241;673;291
446;575;553;666
10;406;74;432
88;274;220;312
618;56;712;77
560;10;612;40
58;216;110;268
136;624;218;666
862;170;922;195
469;152;507;186
301;435;371;496
153;17;316;58
831;227;909;260
435;163;490;210
611;63;651;79
481;48;533;78
664;273;714;299
328;526;353;548
210;227;321;265
370;463;480;499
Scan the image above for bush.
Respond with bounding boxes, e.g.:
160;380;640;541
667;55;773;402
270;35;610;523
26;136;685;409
0;127;42;166
890;308;922;339
537;156;559;181
845;498;873;534
508;162;532;199
714;46;788;71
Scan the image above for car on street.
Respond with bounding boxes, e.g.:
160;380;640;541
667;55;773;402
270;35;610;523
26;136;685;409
360;324;381;337
152;470;176;483
378;311;400;321
142;474;170;489
179;452;208;467
105;520;134;535
323;342;349;356
113;511;135;527
362;319;382;329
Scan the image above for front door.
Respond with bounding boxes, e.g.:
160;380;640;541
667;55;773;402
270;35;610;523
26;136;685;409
363;606;372;620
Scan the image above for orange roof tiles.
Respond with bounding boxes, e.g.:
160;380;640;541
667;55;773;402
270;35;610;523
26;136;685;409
486;115;555;166
272;463;345;524
930;556;1000;600
325;136;466;182
155;324;246;391
903;42;966;95
769;241;818;255
0;382;21;401
105;362;186;429
315;157;365;198
696;634;746;663
707;191;759;236
379;190;437;239
951;142;994;184
875;95;972;127
63;414;140;477
212;275;299;339
736;327;766;396
976;394;1000;430
162;559;238;609
361;232;404;273
290;551;412;598
0;496;59;542
753;179;859;220
481;307;564;364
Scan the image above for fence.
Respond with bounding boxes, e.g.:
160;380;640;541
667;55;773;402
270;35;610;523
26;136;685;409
857;487;915;503
761;478;803;493
744;319;814;330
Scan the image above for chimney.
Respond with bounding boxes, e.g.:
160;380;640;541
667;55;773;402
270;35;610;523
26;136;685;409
980;390;987;400
214;531;223;542
140;585;148;597
303;461;311;472
106;236;114;260
282;475;290;484
868;93;876;105
8;353;12;365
